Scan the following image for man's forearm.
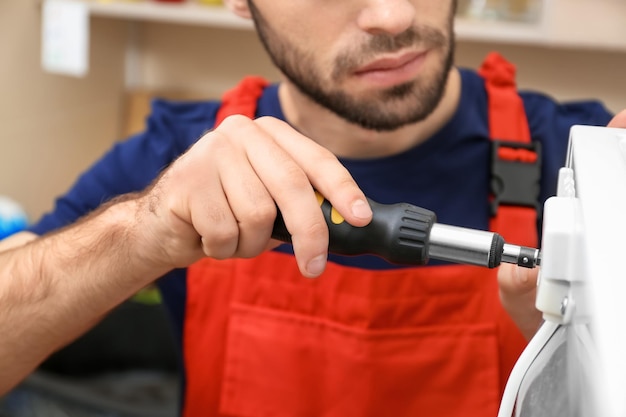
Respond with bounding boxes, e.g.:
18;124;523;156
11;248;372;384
0;196;170;394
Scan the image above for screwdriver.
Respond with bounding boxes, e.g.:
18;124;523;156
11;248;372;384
271;195;540;269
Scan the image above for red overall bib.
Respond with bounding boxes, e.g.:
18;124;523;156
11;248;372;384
182;53;537;417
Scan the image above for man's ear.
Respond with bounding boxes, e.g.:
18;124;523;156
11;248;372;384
223;0;252;20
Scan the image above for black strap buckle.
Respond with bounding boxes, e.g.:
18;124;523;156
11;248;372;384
490;140;542;217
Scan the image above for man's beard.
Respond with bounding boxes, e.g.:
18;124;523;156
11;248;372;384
248;1;455;132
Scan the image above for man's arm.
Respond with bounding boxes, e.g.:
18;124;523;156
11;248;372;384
0;197;171;394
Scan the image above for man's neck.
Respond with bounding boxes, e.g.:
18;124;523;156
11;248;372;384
278;68;461;159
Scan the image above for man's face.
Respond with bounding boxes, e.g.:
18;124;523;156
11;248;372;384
248;0;456;132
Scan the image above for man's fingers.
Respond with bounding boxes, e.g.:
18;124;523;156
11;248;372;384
255;117;373;228
608;109;626;128
216;138;278;259
240;116;373;277
497;263;538;296
216;116;331;277
498;264;543;339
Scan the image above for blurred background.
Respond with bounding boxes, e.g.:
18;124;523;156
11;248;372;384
1;0;625;415
2;0;626;223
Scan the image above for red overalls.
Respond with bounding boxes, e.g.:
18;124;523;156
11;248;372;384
182;53;538;417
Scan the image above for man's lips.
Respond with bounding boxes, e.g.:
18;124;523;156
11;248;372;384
354;51;425;74
352;51;427;87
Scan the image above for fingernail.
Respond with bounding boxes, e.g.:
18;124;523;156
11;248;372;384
306;254;327;277
351;199;372;219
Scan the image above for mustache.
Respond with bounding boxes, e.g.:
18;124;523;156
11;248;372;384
334;26;448;75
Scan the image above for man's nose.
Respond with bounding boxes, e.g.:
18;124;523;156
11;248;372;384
356;0;416;36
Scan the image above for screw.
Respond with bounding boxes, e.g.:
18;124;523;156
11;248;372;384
560;296;569;316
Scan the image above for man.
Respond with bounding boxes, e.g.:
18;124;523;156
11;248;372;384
1;0;621;415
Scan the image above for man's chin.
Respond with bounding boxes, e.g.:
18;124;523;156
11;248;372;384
341;109;429;132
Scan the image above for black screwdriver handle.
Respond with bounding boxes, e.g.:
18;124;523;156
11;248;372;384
271;196;437;265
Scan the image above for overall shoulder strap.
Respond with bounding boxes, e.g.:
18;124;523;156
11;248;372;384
214;75;270;127
479;52;540;247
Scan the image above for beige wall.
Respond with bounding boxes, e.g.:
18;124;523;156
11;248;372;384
1;3;625;221
136;23;278;98
0;2;127;221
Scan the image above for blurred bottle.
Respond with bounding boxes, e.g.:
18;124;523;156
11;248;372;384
463;0;502;20
0;196;28;240
499;0;542;22
458;0;542;22
197;0;222;4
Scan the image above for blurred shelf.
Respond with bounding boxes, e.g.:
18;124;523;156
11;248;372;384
75;0;626;51
85;1;543;40
454;18;546;46
86;1;252;29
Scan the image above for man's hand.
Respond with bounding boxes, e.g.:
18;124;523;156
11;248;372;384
0;115;374;394
498;109;626;340
136;115;372;278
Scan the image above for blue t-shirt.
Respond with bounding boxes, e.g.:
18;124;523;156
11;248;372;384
28;68;612;355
